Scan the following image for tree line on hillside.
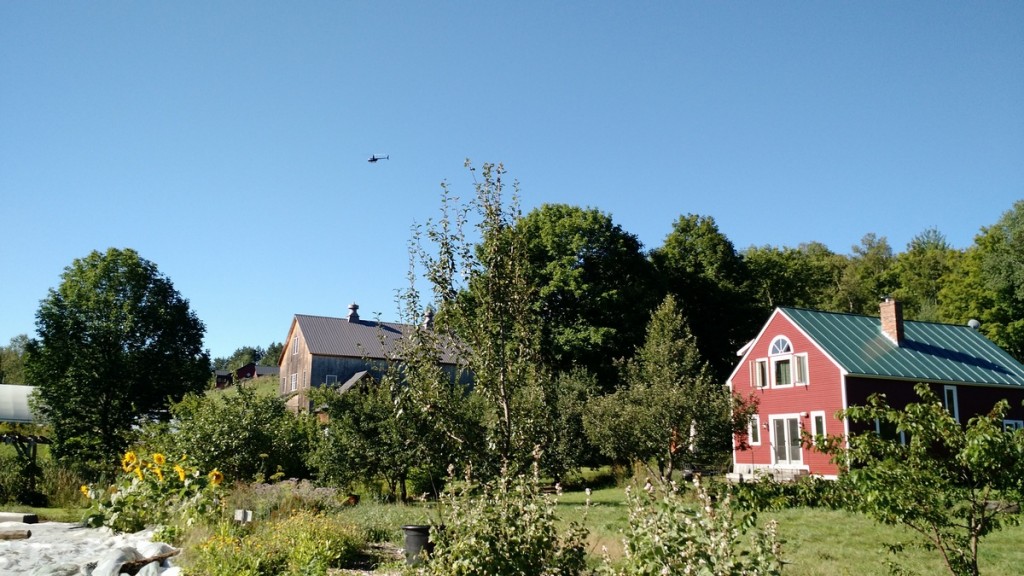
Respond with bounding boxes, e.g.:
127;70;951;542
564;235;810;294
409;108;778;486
4;163;1021;491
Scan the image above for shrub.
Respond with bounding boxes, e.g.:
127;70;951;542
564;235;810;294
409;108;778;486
184;510;363;576
729;474;852;512
138;386;316;483
82;451;223;535
225;479;346;521
410;464;589;576
601;477;783;576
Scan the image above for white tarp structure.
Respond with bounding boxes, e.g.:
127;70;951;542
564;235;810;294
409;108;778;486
0;384;36;424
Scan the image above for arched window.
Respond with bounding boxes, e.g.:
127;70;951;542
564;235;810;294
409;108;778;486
766;336;807;388
770;337;792;355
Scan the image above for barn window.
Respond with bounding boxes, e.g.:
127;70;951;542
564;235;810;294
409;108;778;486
1003;420;1024;431
290;373;297;391
748;414;761;445
943;385;960;423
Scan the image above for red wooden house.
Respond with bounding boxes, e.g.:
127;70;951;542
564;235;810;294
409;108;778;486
727;299;1024;480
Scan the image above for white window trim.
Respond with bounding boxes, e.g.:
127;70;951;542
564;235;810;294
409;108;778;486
793;353;809;386
769;336;792;355
290;373;297;391
810;410;826;439
943;385;960;423
753;358;769;388
748;414;761;445
1003;419;1023;431
292;335;298;355
769;413;804;466
325;374;338;384
771;356;795;388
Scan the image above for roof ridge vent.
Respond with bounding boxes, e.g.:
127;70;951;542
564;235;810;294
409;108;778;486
347;302;360;322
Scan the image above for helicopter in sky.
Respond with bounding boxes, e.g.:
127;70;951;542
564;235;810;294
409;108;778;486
368;155;389;163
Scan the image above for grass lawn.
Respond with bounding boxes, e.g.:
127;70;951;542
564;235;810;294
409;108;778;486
554;484;1024;575
5;477;1022;574
764;507;1024;576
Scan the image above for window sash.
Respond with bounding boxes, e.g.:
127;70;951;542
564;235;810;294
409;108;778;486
774;358;792;386
753;359;768;388
794;354;808;385
811;411;826;439
771;416;802;464
748;415;761;445
943;385;959;422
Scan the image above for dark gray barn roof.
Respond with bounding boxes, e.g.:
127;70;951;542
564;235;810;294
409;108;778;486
292;314;459;364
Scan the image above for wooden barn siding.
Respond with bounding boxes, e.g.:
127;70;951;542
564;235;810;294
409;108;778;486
732;312;845;476
280;323;313;404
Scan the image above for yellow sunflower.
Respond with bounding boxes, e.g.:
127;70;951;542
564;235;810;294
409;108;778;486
121;451;138;472
152;453;166;466
80;485;90;498
174;464;187;482
208;469;224;486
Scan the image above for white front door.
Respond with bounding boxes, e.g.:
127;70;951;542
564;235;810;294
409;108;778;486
771;416;802;465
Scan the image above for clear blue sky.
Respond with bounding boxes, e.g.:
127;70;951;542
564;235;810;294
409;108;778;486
2;2;1021;360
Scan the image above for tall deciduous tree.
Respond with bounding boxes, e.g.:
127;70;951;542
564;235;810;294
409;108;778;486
743;242;846;314
26;248;210;477
411;161;547;475
650;214;758;381
0;334;30;384
832;233;897;315
584;295;731;479
940;201;1024;362
892;228;961;322
517;204;656;389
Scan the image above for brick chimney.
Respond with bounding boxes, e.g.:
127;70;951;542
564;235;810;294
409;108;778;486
347;302;360;322
880;297;903;345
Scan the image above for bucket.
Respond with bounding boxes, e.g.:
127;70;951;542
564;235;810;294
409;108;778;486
402;524;433;565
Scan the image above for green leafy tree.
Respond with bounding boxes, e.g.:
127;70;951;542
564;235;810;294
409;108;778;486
940;201;1024;362
824;384;1024;576
212;345;266;372
831;233;897;315
26;248;210;477
141;385;314;482
584;295;732;479
308;374;412;497
517;204;656;389
651;214;759;381
538;368;599;483
260;341;283;366
412;161;548;475
892;228;962;322
743;242;846;313
0;334;30;384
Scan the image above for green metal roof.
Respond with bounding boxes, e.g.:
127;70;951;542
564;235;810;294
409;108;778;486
781;308;1024;387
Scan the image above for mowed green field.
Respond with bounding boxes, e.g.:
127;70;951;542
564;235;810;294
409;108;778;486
554;486;1023;575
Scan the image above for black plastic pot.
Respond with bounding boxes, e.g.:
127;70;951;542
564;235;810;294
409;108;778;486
402;524;433;565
